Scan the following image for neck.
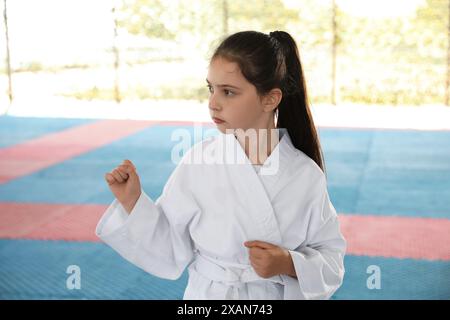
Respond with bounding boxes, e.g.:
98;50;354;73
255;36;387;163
234;121;279;165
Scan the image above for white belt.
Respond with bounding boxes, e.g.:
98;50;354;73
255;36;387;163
193;252;285;299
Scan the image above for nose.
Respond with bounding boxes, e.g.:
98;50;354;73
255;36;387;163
208;92;222;112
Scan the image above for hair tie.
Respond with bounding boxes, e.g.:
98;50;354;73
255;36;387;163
269;31;281;50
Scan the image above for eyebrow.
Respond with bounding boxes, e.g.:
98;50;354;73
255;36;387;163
206;79;241;90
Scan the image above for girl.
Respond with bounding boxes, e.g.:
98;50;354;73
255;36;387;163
96;30;346;300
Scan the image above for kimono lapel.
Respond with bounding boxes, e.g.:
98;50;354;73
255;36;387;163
213;130;289;246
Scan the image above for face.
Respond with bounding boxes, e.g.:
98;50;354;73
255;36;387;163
206;56;279;133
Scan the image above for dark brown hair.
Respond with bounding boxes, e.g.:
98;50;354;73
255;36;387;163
211;30;325;172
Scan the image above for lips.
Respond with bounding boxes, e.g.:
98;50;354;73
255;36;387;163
212;117;225;124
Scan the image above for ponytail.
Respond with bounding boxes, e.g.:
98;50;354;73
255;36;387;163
269;31;325;173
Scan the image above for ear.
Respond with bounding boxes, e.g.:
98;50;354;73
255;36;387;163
261;88;282;113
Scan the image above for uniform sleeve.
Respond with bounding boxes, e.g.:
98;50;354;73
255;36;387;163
282;177;347;299
95;160;200;280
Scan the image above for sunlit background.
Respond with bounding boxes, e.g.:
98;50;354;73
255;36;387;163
0;0;449;300
2;0;450;122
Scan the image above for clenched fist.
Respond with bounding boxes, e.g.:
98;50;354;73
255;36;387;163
244;240;297;279
105;159;141;214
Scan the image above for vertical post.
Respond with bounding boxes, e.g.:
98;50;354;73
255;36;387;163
3;0;13;108
331;0;337;105
112;5;121;104
222;0;228;36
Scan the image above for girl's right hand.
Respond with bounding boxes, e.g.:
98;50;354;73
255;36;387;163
104;159;142;214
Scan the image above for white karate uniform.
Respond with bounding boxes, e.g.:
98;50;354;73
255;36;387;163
95;128;346;300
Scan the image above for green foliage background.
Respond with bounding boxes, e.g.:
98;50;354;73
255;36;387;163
6;0;448;106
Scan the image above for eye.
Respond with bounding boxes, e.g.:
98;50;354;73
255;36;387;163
206;85;213;93
224;89;234;96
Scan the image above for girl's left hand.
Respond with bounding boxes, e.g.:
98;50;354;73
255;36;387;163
244;240;296;279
